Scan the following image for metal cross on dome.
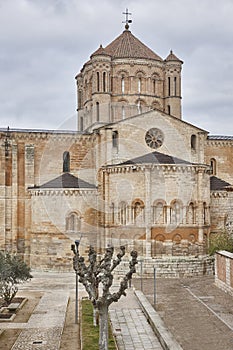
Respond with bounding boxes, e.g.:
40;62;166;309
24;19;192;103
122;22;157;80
122;8;132;30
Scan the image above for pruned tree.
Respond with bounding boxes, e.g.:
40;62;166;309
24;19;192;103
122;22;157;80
0;251;32;305
71;245;138;350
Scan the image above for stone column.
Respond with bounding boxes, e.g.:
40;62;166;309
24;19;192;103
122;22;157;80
0;144;6;249
24;144;35;263
11;144;18;252
197;167;204;243
145;168;151;257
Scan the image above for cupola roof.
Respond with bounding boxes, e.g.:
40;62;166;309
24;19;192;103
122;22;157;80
91;29;163;61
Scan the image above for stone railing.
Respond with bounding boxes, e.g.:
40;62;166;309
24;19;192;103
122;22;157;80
215;250;233;296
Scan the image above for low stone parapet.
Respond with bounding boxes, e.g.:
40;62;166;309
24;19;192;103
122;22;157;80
215;250;233;296
114;255;214;278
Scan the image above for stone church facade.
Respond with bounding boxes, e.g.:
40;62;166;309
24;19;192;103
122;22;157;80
0;25;233;271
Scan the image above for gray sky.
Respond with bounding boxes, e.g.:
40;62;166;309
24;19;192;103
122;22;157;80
0;0;233;135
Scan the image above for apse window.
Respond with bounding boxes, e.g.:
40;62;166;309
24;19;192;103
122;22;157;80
210;158;216;175
191;135;196;150
112;131;119;148
63;151;70;172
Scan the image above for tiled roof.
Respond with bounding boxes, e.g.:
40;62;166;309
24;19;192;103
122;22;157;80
91;44;110;57
34;173;96;189
210;176;232;191
114;151;192;166
208;135;233;140
0;127;87;135
102;29;163;61
165;50;183;63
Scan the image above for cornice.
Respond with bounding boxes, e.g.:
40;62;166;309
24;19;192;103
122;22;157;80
29;188;98;197
210;191;228;198
206;139;233;147
103;163;207;174
7;132;96;143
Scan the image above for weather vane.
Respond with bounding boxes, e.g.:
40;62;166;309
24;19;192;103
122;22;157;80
122;8;132;30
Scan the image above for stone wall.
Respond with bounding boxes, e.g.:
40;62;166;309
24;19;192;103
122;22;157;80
114;255;214;278
205;139;233;184
210;191;233;233
215;250;233;296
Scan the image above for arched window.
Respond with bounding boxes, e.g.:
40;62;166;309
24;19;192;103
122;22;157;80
110;202;115;224
66;212;81;233
121;77;125;94
153;201;165;224
122;105;125;119
132;200;144;225
203;202;209;225
80;116;84;131
152;79;156;94
96;102;100;121
63;151;70;172
170;200;182;225
137;100;142;114
174;76;177;96
187;202;195;224
78;90;82;109
167;105;171;114
103;72;106;92
138;78;141;93
112;130;119;148
168;77;171;96
191;135;196;150
97;72;100;91
119;202;127;225
210;158;216;175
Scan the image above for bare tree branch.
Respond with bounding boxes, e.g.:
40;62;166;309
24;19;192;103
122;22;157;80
72;245;138;350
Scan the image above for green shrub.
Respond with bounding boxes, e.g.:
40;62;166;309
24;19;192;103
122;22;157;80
209;232;233;255
0;251;32;304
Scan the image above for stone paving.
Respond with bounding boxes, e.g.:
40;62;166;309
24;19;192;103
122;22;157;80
0;272;76;350
1;272;165;350
109;289;163;350
2;272;233;350
133;276;233;350
11;291;69;350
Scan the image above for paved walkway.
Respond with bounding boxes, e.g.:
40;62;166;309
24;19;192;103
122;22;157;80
11;291;69;350
0;272;77;350
109;289;163;350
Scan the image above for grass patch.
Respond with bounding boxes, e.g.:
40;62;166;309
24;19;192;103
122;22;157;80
209;232;233;255
81;299;116;350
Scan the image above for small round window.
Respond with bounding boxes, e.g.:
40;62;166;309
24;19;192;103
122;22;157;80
145;128;164;149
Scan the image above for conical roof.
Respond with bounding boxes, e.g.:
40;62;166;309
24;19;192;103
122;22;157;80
91;44;110;57
165;50;183;63
92;29;163;61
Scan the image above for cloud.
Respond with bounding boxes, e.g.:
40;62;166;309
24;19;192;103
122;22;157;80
0;0;232;135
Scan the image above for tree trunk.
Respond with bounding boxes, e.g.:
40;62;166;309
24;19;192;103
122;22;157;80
98;303;109;350
93;305;99;327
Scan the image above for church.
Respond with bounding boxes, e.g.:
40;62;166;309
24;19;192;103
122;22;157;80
1;19;233;272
